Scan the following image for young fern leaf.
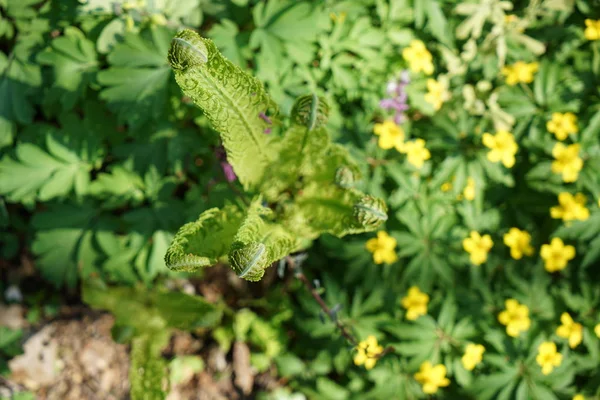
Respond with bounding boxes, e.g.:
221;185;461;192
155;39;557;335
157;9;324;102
260;95;331;200
165;31;389;282
228;198;296;281
289;182;387;238
168;29;276;191
164;205;244;271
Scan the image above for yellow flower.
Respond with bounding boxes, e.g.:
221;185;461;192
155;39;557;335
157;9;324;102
462;178;476;201
330;11;347;23
556;312;583;349
540;238;575;273
550;193;590;222
373;120;405;152
585;19;600;41
353;335;383;370
547;112;578;141
536;341;562;375
503;228;534;260
595;323;600;338
414;361;450;394
504;14;518;24
482;130;518;168
441;182;453;192
501;61;539;85
366;231;398;264
461;344;485;371
403;139;431;168
462;231;493;265
498;299;531;337
401;286;429;320
552;143;583;183
424;78;450;111
573;394;585;400
149;13;167;26
402;40;434;75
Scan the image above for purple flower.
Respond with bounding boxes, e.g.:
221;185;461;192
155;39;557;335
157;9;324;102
380;70;410;123
258;111;272;124
259;111;273;134
221;161;237;182
215;146;237;182
379;98;409;113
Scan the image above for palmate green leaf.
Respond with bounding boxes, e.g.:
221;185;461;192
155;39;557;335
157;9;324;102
129;332;169;400
250;0;321;77
470;371;518;400
30;202;112;288
37;26;98;110
0;116;14;149
0;133;93;202
119;199;184;283
319;16;388;97
168;29;276;191
98;25;174;129
581;108;600;146
88;166;146;208
112;124;211;176
209;19;248;67
0;43;42;123
165;205;244;272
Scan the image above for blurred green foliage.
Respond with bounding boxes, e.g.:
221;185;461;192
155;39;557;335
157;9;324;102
2;0;600;399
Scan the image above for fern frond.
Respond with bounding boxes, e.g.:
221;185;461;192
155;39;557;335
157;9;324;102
168;29;277;190
258;95;331;200
228;198;296;281
164;205;244;271
288;180;386;238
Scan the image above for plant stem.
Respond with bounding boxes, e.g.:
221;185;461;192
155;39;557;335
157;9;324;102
286;256;357;346
286;256;395;360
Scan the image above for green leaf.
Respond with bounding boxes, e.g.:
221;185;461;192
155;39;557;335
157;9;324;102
581;108;600;146
316;377;350;400
96;18;126;54
425;0;452;45
88;166;145;206
250;1;320;71
0;133;92;202
471;372;517;400
0;43;42;123
292;184;387;239
169;355;204;385
168;29;276;191
98;25;174;129
31;202;107;288
228;198;296;281
275;354;305;378
209;19;247;67
259;95;335;199
37;26;98;110
582;235;600;267
165;205;244;272
83;282;223;334
130;332;169;400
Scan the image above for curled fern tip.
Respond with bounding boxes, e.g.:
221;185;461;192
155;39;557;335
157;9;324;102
168;29;209;71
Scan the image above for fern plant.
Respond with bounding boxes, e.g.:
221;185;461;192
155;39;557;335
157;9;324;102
164;29;387;281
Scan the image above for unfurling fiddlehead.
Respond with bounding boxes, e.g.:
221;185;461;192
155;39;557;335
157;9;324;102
290;94;330;131
168;29;276;191
165;30;388;281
